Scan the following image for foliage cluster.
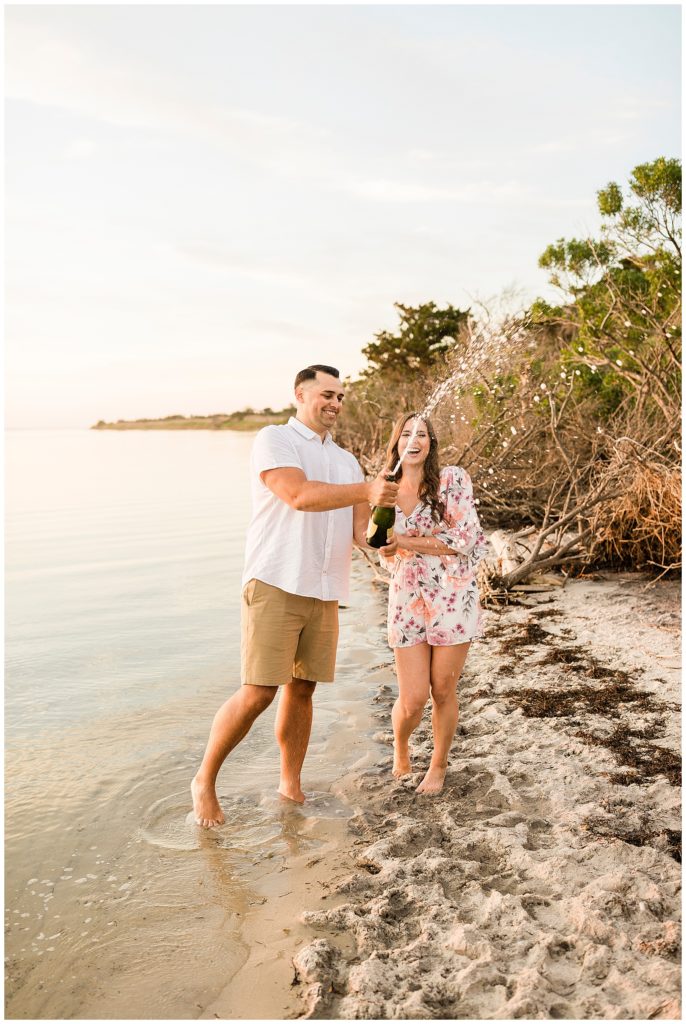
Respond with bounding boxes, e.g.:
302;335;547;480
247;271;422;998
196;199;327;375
337;158;681;576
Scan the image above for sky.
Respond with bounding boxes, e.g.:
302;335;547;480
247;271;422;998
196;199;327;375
4;3;681;428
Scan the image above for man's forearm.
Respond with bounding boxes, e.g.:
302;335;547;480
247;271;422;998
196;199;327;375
293;480;371;512
263;467;396;512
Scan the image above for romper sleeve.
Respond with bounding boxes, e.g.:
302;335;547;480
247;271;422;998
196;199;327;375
432;466;488;565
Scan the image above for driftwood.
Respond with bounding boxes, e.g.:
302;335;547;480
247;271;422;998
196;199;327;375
481;471;620;592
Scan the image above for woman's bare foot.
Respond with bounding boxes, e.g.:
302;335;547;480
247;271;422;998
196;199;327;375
416;764;447;795
191;776;225;827
278;783;306;804
392;746;412;778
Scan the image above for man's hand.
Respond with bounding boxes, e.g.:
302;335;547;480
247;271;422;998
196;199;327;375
368;473;398;508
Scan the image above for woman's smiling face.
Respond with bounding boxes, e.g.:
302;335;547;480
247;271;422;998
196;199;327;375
397;417;431;466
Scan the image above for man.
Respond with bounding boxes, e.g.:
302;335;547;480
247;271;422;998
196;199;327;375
191;364;398;827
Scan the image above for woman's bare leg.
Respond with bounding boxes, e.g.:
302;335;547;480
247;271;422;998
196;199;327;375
417;641;471;795
392;643;431;777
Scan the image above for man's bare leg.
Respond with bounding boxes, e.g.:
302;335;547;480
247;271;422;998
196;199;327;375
275;677;317;803
192;684;278;827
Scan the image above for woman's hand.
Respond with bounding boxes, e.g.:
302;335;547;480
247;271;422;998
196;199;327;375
379;535;399;558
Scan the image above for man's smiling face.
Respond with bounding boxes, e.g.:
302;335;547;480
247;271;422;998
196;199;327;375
295;371;345;435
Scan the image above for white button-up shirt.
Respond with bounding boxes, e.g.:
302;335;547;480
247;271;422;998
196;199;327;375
242;416;365;602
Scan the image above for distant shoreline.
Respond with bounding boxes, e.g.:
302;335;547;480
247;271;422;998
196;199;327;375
90;409;295;431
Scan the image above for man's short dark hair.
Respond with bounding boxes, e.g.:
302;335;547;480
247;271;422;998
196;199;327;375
294;364;340;389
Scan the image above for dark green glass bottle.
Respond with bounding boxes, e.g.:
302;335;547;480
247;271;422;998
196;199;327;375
366;475;397;549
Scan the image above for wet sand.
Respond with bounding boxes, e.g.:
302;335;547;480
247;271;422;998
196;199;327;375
291;571;681;1020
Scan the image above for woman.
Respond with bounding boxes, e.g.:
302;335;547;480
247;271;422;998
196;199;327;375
377;413;488;794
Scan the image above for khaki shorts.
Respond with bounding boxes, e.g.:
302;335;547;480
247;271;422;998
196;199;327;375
241;579;339;686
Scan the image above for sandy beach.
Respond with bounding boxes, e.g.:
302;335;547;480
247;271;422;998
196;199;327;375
290;568;681;1020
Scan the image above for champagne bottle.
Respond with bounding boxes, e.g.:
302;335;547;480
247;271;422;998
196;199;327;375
366;475;397;549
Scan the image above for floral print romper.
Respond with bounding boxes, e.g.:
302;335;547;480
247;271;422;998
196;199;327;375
385;466;488;648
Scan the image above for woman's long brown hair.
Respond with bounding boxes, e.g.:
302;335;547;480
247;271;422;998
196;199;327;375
384;413;446;524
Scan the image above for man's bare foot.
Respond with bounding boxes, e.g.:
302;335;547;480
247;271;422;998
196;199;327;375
191;776;225;828
278;783;306;804
392;747;412;778
416;765;447;795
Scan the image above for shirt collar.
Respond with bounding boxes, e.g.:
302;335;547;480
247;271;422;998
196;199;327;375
288;416;332;445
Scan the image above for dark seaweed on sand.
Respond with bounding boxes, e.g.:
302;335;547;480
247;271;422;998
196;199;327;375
574;723;681;788
498;622;552;652
531;608;564;620
582;817;682;865
493;616;680;789
502;679;646;718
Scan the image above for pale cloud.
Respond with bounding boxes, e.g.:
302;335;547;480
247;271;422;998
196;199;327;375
406;149;436;162
176;242;311;289
613;97;672;121
5;17;323;165
344;177;590;209
244;320;325;343
533;138;578;155
345;178;527;204
533;127;632;155
62;138;96;161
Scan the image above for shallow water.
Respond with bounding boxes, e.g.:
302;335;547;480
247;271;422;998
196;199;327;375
5;429;389;1019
